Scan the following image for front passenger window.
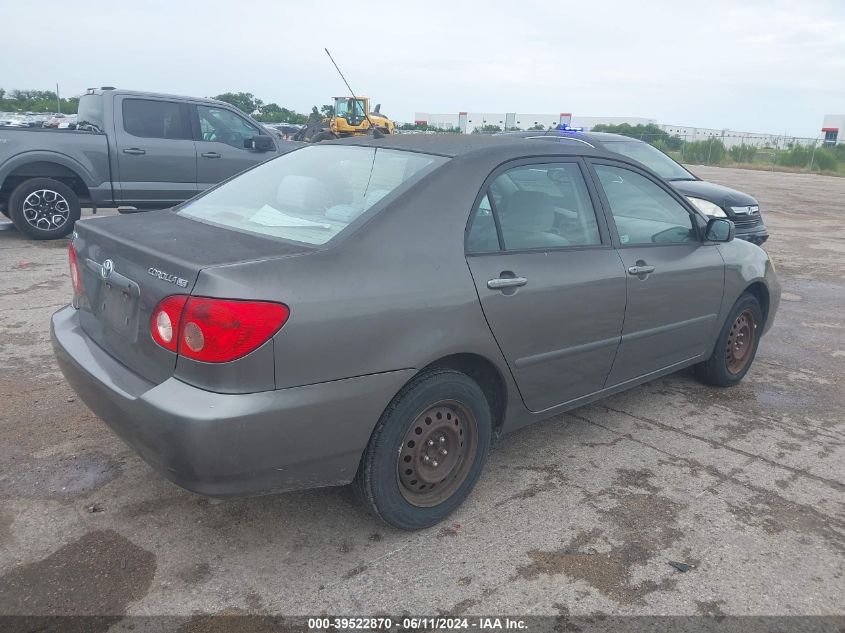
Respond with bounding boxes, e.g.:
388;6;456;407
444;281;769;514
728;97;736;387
594;165;696;245
197;106;261;149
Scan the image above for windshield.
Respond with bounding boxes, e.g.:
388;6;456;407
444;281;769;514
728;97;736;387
178;145;447;245
604;141;694;181
335;98;365;120
76;94;104;132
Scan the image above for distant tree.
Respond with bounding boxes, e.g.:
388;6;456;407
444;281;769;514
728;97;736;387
213;92;263;114
255;102;309;124
0;87;78;113
591;123;683;150
320;104;334;118
471;124;503;134
528;124;546;131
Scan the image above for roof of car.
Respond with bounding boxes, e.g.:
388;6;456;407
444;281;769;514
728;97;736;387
87;88;233;108
334;133;611;159
498;130;639;145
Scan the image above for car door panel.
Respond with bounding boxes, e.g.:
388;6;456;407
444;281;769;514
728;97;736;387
113;96;198;205
467;250;626;411
588;161;725;385
609;244;723;383
465;160;626;412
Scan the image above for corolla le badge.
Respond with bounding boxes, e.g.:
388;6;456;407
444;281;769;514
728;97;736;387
148;266;189;288
100;259;114;279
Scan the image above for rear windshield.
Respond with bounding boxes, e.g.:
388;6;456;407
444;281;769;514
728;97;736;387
77;94;104;133
604;141;694;181
178;145;447;245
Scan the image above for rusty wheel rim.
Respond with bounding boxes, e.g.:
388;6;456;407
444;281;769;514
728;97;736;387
397;400;478;507
725;309;757;374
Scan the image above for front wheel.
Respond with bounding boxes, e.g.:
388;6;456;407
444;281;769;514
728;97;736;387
355;369;492;530
9;178;80;240
694;293;763;387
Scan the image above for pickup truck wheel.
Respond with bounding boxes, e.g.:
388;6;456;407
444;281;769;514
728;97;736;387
354;369;492;530
9;178;80;240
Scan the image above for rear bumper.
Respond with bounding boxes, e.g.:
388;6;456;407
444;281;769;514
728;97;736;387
51;306;414;497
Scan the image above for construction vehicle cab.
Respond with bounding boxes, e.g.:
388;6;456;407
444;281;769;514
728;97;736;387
330;96;395;137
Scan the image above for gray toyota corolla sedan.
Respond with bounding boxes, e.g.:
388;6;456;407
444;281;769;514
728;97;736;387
52;135;780;530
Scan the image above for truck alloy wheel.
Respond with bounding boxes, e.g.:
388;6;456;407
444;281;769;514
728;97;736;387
9;177;80;239
22;189;71;231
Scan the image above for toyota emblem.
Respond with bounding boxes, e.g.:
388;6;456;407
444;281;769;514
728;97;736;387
100;259;114;279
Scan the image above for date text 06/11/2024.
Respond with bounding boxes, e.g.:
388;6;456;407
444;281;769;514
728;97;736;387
306;617;528;630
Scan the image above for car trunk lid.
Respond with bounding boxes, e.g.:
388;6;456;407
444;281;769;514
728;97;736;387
72;209;314;384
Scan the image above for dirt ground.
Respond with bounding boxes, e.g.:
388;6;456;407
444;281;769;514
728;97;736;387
0;166;842;622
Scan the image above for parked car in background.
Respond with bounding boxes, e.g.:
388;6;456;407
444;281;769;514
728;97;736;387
52;135;779;530
502;130;769;244
0;87;302;239
57;114;77;129
44;113;70;128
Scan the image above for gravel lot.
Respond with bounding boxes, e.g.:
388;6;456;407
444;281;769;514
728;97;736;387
0;166;843;621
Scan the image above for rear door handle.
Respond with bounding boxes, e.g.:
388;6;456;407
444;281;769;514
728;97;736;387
487;276;528;289
122;148;145;155
201;152;221;158
627;265;655;275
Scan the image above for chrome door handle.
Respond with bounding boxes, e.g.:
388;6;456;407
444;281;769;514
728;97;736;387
627;265;655;275
122;148;145;155
488;277;528;289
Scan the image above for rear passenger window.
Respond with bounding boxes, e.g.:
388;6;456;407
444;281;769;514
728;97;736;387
466;194;500;252
122;99;191;140
466;163;601;253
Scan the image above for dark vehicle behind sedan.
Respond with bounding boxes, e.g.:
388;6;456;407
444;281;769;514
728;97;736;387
504;130;769;244
52;135;779;530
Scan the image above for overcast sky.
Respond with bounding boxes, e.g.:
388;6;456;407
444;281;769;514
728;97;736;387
2;0;843;137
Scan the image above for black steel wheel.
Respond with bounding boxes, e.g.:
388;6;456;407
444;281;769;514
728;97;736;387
695;292;763;387
397;400;478;507
355;369;492;530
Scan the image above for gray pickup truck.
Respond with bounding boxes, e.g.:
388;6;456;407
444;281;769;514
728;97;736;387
0;87;301;239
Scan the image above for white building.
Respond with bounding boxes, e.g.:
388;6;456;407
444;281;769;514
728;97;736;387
412;111;655;134
821;114;844;144
659;124;815;148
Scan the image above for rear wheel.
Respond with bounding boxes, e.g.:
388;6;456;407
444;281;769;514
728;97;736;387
355;369;492;530
9;178;80;239
695;293;762;387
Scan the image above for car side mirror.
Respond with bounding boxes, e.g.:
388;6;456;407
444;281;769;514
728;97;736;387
245;135;275;151
705;217;735;242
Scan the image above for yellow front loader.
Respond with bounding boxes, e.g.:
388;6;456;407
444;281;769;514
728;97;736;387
296;96;396;142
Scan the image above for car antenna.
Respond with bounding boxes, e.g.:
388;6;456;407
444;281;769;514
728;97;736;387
324;47;385;139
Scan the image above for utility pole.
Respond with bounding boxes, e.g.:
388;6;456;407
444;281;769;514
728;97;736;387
56;83;61;114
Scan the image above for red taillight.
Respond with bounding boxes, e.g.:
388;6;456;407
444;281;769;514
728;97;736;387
68;243;83;296
150;295;189;352
150;296;289;363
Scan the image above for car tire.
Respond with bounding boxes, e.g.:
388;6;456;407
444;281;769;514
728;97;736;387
694;292;763;387
9;178;80;240
354;369;492;530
